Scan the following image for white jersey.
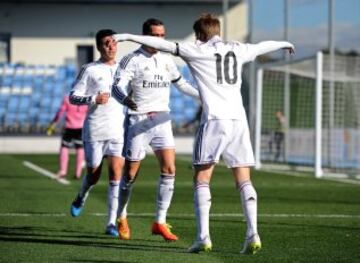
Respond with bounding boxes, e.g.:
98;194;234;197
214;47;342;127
70;60;126;142
176;35;258;123
113;47;198;115
113;34;293;123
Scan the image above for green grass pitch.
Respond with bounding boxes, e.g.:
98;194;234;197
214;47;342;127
0;154;359;262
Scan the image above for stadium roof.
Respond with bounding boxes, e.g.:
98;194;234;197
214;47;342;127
2;0;242;3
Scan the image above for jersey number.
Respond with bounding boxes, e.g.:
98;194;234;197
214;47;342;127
215;52;238;84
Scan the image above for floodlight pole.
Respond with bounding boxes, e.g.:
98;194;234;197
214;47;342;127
283;0;290;162
248;0;257;145
328;0;335;167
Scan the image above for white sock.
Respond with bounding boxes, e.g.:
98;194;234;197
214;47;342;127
117;176;134;219
155;174;175;224
194;181;211;243
107;180;120;226
238;181;258;238
78;174;94;203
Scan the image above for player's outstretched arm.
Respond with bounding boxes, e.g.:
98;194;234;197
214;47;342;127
173;77;199;99
113;34;177;54
245;41;295;61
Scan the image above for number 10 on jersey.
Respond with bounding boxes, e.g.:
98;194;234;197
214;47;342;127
215;51;238;85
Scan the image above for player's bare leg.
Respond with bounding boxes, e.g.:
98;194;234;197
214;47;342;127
188;163;214;253
151;148;178;241
232;167;261;254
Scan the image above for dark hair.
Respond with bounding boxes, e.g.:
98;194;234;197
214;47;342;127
142;18;164;35
95;29;117;47
193;13;220;42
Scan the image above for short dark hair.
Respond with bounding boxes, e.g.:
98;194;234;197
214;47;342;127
142;18;164;35
95;29;117;48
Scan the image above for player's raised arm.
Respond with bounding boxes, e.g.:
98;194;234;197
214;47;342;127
242;41;295;63
113;33;178;55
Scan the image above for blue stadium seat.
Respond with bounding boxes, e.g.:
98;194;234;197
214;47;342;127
64;78;74;92
28;106;39;117
18;96;31;112
52;96;63;109
4;112;17;126
40;96;52;108
33;74;44;83
2;75;13;87
170;86;181;97
0;92;10;107
31;90;42;104
66;64;77;79
53;82;65;96
17;112;29;124
0;107;5;119
56;66;67;81
42;82;53;96
170;97;184;111
23;77;33;87
181;66;195;82
37;112;52;125
7;96;20;112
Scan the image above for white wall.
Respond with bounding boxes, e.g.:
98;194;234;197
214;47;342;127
0;136;194;154
0;2;247;65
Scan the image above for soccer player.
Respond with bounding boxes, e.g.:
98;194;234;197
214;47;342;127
47;94;87;179
113;13;295;253
68;29;136;237
112;18;199;241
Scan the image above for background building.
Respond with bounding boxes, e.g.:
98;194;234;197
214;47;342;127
0;0;247;67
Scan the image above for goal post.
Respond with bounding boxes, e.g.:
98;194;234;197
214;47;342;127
315;52;323;178
254;51;360;178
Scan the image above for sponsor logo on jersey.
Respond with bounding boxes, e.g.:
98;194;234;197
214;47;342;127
142;80;170;88
142;74;170;88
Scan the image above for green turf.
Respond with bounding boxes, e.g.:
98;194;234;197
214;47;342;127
0;154;359;262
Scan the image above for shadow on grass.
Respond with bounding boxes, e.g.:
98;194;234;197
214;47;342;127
0;225;191;254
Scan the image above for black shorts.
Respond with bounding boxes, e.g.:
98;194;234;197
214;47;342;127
61;128;83;149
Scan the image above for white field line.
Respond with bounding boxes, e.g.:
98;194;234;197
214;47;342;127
23;161;70;185
0;212;359;219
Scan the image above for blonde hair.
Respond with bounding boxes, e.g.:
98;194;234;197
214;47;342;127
193;13;220;42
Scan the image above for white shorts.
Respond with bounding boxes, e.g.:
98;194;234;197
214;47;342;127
125;112;175;161
193;119;255;168
84;138;125;168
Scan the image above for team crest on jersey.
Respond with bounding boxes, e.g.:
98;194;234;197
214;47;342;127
144;66;150;71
